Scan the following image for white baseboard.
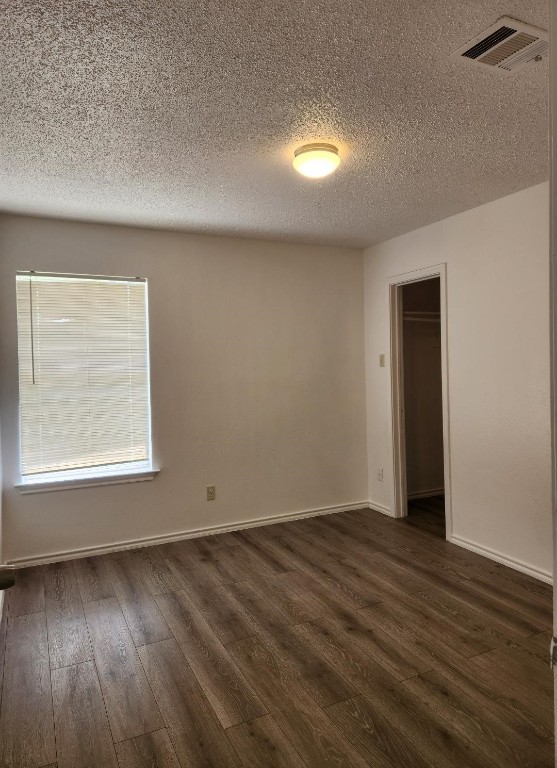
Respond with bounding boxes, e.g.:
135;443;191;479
367;500;395;517
407;488;444;500
6;500;370;568
8;502;549;589
450;534;553;585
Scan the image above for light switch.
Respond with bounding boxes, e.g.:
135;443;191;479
379;353;386;368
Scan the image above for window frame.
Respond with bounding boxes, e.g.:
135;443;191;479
14;270;158;493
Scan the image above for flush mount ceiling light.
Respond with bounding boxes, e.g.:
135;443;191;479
293;143;340;178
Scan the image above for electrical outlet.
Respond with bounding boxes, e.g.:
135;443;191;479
377;468;384;482
379;353;386;368
206;485;216;501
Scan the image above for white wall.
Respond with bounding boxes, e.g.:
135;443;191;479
0;215;368;564
364;183;552;578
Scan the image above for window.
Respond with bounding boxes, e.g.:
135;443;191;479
16;272;153;488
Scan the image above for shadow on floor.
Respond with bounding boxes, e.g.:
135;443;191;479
405;494;446;538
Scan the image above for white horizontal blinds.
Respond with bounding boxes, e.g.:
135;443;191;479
16;273;151;477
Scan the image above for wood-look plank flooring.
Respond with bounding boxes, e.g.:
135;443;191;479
0;505;553;767
406;494;446;538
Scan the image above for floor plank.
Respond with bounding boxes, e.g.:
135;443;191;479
155;589;266;728
162;545;218;594
328;690;490;768
51;661;118;768
138;639;242;767
386;554;544;637
105;553;172;646
470;649;553;718
348;549;433;593
461;573;552;627
213;545;276;583
8;566;45;618
227;714;306;767
356;600;470;671
115;729;181;768
298;616;504;768
324;608;432;680
203;531;239;549
127;547;183;596
222;580;357;707
232;528;297;573
248;573;325;625
182;541;244;584
403;669;552;768
0;612;56;768
275;569;358;623
73;556;115;603
84;597;163;742
274;540;371;610
295;514;388;562
416;587;550;657
228;635;371;768
183;583;257;645
377;585;494;658
44;561;92;669
425;651;554;751
326;695;425;768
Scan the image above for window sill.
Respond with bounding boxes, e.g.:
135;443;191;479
15;468;159;494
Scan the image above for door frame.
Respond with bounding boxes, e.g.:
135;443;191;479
549;0;556;739
388;263;453;541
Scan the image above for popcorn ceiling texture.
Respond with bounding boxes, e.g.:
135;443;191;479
0;0;548;247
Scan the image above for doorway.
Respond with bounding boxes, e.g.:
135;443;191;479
389;264;452;539
401;277;445;536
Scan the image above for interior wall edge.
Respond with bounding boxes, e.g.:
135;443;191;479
450;533;553;584
5;499;370;567
367;500;394;517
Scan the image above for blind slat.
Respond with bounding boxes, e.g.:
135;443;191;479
16;274;151;477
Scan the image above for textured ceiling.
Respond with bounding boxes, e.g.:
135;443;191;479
0;0;549;247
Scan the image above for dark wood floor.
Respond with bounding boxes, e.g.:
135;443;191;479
0;505;553;767
406;495;446;538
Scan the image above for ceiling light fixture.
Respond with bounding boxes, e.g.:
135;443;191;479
293;143;340;178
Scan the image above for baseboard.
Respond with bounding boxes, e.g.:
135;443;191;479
450;534;553;585
407;488;444;500
368;500;395;517
6;500;370;567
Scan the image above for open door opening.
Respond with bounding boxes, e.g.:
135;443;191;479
400;277;445;538
389;264;452;539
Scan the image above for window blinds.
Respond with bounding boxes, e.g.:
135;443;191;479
16;272;151;479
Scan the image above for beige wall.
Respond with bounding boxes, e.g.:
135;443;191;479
364;182;552;579
0;183;551;578
0;215;368;564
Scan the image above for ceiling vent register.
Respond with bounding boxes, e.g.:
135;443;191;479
453;16;547;73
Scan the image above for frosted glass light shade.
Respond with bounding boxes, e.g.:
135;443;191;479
293;143;340;178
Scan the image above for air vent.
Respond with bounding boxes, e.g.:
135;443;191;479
453;16;547;73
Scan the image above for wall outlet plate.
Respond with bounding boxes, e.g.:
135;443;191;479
377;469;384;482
206;485;216;501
